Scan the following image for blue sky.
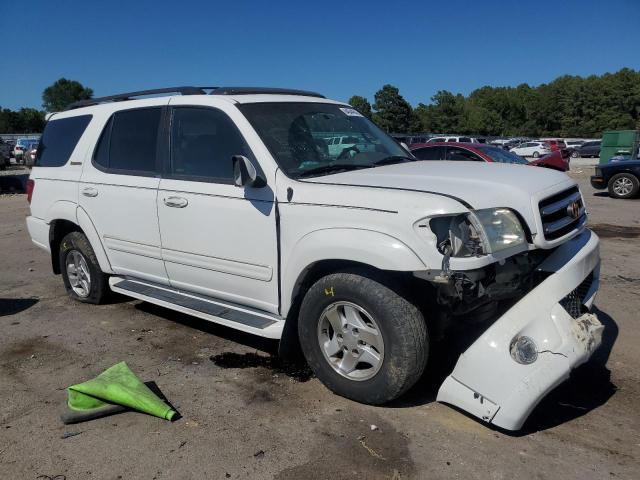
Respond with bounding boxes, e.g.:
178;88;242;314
1;0;639;110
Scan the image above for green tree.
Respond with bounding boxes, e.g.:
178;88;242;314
372;84;420;133
18;108;46;132
347;95;373;119
42;78;93;112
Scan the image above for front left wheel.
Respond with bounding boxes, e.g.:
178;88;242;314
298;270;428;405
59;231;110;304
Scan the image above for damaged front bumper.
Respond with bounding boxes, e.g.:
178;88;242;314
436;228;603;431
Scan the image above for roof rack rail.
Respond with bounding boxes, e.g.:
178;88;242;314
210;87;325;98
66;86;217;110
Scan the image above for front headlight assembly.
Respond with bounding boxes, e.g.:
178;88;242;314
430;208;527;258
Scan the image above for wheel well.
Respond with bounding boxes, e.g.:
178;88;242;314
49;220;83;274
278;259;425;361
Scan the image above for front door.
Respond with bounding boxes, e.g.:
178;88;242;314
156;105;279;314
79;104;168;285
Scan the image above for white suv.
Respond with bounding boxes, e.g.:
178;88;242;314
26;86;603;430
510;141;552;158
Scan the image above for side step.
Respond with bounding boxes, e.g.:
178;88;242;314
109;277;284;339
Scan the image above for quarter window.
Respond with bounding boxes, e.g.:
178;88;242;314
36;115;92;167
170;107;253;181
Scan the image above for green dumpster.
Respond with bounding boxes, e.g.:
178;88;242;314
599;130;640;164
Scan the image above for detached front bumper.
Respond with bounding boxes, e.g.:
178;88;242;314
437;229;603;430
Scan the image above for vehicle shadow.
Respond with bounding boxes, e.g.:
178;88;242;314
0;173;28;193
388;306;618;435
0;298;39;317
593;192;610;198
134;302;279;355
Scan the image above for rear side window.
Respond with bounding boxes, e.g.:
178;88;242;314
170;107;253;182
446;147;482;161
35;115;92;167
458;137;472;143
93;108;162;174
413;146;445;160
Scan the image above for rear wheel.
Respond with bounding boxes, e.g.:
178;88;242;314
571;150;579;158
298;270;428;404
608;173;639;199
532;151;540;158
59;231;110;304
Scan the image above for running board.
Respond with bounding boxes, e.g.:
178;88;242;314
109;277;284;339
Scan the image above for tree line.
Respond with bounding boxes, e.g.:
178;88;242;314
0;78;92;133
2;70;639;138
350;68;640;137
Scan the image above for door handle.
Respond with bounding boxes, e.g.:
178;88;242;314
82;187;98;197
163;196;188;208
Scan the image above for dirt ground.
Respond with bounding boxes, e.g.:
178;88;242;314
1;166;639;480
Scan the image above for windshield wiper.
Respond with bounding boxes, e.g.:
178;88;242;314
297;164;372;178
373;155;414;166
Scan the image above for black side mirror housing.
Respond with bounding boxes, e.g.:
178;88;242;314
232;155;266;188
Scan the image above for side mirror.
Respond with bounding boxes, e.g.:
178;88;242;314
232;155;266;188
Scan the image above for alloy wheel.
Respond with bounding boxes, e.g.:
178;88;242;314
317;301;384;381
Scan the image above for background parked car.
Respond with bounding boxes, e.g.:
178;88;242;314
409;142;568;170
578;140;601;158
13;138;39;163
591;160;640;199
565;139;585;157
0;138;12;170
540;139;566;152
509;141;551;158
24;147;38;167
426;136;478;143
528;150;570;171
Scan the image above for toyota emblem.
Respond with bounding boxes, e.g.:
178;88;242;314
567;201;580;219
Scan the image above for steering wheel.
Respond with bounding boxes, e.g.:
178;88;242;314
337;146;360;161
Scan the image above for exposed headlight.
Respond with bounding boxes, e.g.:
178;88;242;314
469;208;527;254
429;208;526;258
509;335;538;364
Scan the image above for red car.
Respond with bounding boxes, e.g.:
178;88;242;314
542;139;567;152
409;142;569;171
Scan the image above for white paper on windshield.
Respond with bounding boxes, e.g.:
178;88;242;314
340;107;363;117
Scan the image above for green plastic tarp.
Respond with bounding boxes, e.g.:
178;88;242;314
62;361;176;424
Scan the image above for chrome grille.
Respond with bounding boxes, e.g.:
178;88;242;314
538;186;586;240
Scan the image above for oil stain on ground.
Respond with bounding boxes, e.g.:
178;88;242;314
275;413;415;480
210;352;314;382
590;224;640;239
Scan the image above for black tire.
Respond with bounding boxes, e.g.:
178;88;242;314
59;231;110;304
532;151;540;158
298;269;428;404
608;173;640;199
571;150;579;158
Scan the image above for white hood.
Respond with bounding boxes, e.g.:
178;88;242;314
306;161;576;236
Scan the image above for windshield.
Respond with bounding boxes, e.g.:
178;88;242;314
477;146;528;164
238;102;410;178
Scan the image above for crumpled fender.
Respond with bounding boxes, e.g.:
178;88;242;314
281;228;426;316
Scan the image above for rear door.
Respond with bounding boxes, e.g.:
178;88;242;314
156;101;279;314
79;102;169;285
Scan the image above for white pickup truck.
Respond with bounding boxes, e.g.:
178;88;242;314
26;86;603;430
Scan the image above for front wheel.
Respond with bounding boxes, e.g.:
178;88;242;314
608;173;639;199
59;231;110;304
298;270;428;404
532;151;540;158
571;150;579;158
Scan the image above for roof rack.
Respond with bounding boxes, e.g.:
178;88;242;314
210;87;325;98
66;86;217;110
66;86;325;110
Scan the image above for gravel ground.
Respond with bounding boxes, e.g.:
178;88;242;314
0;168;639;479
